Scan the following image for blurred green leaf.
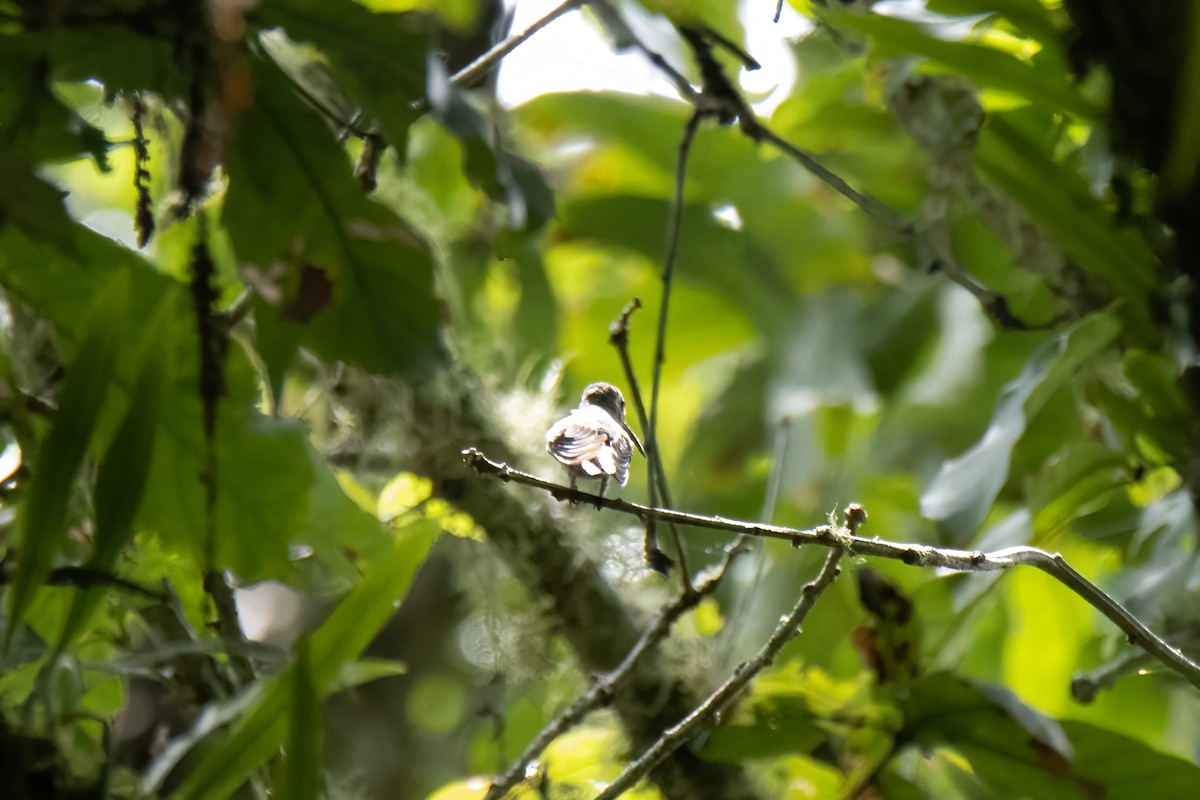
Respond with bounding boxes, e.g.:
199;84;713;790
922;312;1119;538
0;51;109;168
172;520;438;799
702;664;878;762
0;154;80;248
559;195;795;333
6;271;128;647
822;8;1096;118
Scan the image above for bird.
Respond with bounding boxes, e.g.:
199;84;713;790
546;382;645;499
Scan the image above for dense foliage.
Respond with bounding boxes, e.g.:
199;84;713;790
2;0;1200;798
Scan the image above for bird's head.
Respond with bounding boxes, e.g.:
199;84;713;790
580;382;626;418
580;382;644;457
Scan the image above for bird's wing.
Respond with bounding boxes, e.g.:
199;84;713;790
611;433;633;486
547;418;610;474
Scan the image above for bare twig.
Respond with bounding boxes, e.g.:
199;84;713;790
593;545;846;800
451;0;586;87
645;110;704;588
609;299;688;582
774;0;786;24
461;448;1200;690
483;540;749;800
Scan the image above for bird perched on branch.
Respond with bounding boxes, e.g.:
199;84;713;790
546;382;645;498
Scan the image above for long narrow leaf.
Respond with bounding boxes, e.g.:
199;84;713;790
278;640;321;800
6;271;130;648
57;293;175;651
169;520;438;799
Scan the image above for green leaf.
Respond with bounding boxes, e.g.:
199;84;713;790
6;271;129;648
170;520;438;799
0;177;358;581
921;313;1120;538
1159;6;1200;198
822;8;1098;118
975;114;1157;301
253;296;302;413
222;55;445;376
57;292;175;651
278;641;322;800
332;657;408;691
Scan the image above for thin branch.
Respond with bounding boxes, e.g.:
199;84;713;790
646;110;704;587
593;545;846;800
749;124;904;229
483;539;749;800
450;0;586;88
462;448;1200;690
609;299;689;583
774;1;785;24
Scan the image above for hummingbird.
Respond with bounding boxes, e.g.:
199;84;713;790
546;382;645;498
